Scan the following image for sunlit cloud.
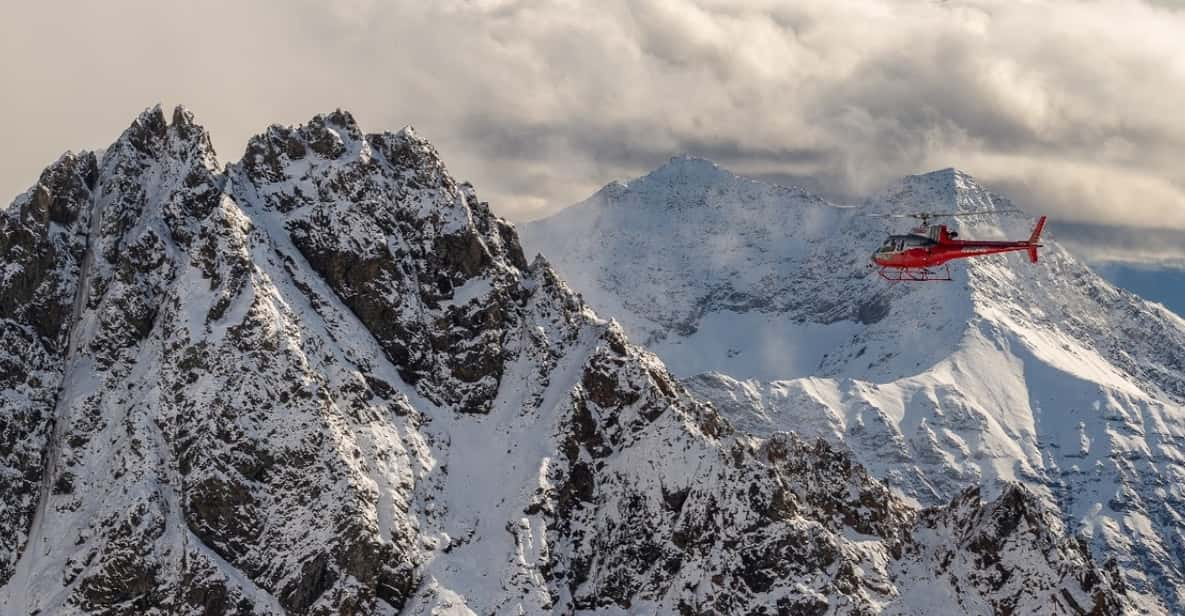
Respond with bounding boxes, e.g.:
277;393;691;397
2;0;1183;257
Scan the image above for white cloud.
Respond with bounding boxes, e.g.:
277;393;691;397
2;0;1184;244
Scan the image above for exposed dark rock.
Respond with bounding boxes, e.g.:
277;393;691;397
0;107;1133;616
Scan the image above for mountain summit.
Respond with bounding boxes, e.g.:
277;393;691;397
0;108;1128;614
522;160;1185;613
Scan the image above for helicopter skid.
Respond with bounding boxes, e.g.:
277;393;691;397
878;264;952;282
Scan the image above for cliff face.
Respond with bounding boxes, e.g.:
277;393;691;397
0;147;97;591
0;107;1128;615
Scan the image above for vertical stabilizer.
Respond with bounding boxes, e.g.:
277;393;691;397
1027;216;1046;263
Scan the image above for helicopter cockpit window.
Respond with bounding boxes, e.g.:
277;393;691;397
878;238;895;253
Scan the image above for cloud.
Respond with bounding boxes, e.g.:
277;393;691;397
2;0;1184;244
1053;222;1185;269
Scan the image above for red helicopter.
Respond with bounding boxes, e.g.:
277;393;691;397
869;210;1047;282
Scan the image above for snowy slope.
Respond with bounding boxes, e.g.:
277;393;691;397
521;156;878;380
0;109;1129;614
523;160;1185;613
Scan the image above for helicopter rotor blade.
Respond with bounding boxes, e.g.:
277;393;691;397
938;208;1022;218
861;208;1021;219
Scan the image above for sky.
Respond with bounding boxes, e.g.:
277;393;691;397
2;0;1184;267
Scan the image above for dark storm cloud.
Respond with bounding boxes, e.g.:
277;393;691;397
3;0;1184;252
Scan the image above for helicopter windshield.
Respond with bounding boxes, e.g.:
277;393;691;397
876;235;930;254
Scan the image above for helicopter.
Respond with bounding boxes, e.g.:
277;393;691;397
869;210;1047;282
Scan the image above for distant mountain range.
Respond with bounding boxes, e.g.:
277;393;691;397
524;157;1185;614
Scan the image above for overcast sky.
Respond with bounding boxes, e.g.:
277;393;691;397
2;0;1184;264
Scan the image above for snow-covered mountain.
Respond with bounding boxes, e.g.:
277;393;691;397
0;108;1130;614
523;157;1185;614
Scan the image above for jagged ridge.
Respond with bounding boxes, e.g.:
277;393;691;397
0;108;1130;615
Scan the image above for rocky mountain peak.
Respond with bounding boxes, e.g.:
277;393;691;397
231;109;532;412
29;150;99;227
591;154;743;209
125;103;169;146
0;106;1135;615
896;167;980;192
909;166;973;183
870;166;1015;219
643;153;731;181
116;104;217;163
